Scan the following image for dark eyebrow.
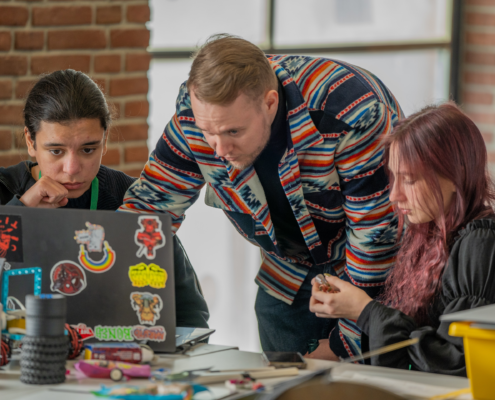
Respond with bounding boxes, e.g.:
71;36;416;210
43;140;102;147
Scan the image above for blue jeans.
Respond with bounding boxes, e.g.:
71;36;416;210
255;264;338;355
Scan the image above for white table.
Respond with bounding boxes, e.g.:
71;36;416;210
0;345;471;400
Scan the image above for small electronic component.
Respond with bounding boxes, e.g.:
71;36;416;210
315;274;338;293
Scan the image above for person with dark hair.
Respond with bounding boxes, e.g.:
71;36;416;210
0;69;209;329
309;102;495;375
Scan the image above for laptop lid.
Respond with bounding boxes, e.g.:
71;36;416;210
0;206;176;352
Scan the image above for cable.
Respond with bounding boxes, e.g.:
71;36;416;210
65;324;83;360
1;338;10;366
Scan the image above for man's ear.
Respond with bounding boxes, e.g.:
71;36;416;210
24;127;37;158
264;89;279;115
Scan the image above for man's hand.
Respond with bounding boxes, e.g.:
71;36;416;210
309;275;372;321
304;339;340;361
20;176;69;208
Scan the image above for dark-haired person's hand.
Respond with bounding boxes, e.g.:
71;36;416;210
20;176;69;208
310;276;372;321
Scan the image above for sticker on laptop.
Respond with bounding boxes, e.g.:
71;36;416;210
130;291;163;326
128;263;168;289
50;260;87;296
132;325;166;342
78;240;116;273
94;325;134;341
0;215;23;262
75;222;105;252
134;216;165;260
71;323;95;341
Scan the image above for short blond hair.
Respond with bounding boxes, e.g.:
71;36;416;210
187;34;278;105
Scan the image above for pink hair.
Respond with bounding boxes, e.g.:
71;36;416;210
381;102;495;324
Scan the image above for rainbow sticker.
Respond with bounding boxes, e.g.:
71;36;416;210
78;240;116;273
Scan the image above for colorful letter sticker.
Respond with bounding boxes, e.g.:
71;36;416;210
0;215;23;262
134;216;165;260
130;291;163;326
128;263;168;289
75;222;105;252
50;260;87;296
132;325;166;342
94;325;134;341
71;323;95;341
75;222;116;273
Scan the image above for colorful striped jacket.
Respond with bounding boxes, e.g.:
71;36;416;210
120;55;403;356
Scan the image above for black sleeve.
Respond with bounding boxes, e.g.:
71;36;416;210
357;222;495;376
5;195;25;206
173;235;210;328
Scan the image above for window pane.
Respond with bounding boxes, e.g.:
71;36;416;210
149;0;268;49
309;49;450;116
274;0;452;48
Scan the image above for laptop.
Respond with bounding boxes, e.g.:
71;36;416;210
0;206;182;352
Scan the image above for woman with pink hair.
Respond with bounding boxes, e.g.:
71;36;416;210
309;102;495;375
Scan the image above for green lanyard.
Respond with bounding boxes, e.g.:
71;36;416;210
38;171;99;210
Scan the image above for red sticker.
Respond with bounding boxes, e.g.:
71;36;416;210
0;215;23;262
71;323;95;341
50;261;87;296
134;216;165;260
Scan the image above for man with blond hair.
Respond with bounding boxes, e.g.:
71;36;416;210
121;35;402;359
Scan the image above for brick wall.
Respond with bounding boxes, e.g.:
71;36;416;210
461;0;495;172
0;0;151;177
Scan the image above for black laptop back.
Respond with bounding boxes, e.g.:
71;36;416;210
0;206;176;352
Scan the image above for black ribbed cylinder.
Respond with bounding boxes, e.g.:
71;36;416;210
21;294;67;385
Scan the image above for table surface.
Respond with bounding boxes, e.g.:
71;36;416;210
0;345;471;400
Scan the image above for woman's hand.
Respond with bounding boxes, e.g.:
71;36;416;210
309;275;373;321
20;176;69;208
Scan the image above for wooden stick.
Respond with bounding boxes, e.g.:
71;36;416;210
344;337;420;364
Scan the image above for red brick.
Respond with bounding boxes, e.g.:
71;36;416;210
101;148;120;166
0;79;12;99
0;104;23;125
482;132;493;143
468;112;495;124
463;91;493;105
125;53;151;72
91;77;107;94
15;31;44;50
15;79;36;99
0;130;12;150
96;5;121;24
467;0;495;5
465;71;495;85
48;30;106;50
466;51;495;66
0;56;27;76
466;32;495;47
466;12;495;26
110;29;149;48
127;4;150;23
0;6;28;26
125;100;149;117
125;145;149;163
31;55;90;74
0;31;11;51
109;76;148;96
33;6;91;26
121;168;142;178
0;153;29;168
94;54;121;73
14;130;27;149
110;123;148;142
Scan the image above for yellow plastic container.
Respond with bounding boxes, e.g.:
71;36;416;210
449;321;495;400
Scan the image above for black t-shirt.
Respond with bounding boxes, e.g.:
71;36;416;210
253;84;307;256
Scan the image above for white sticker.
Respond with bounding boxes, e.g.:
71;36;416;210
132;325;166;342
75;222;105;252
